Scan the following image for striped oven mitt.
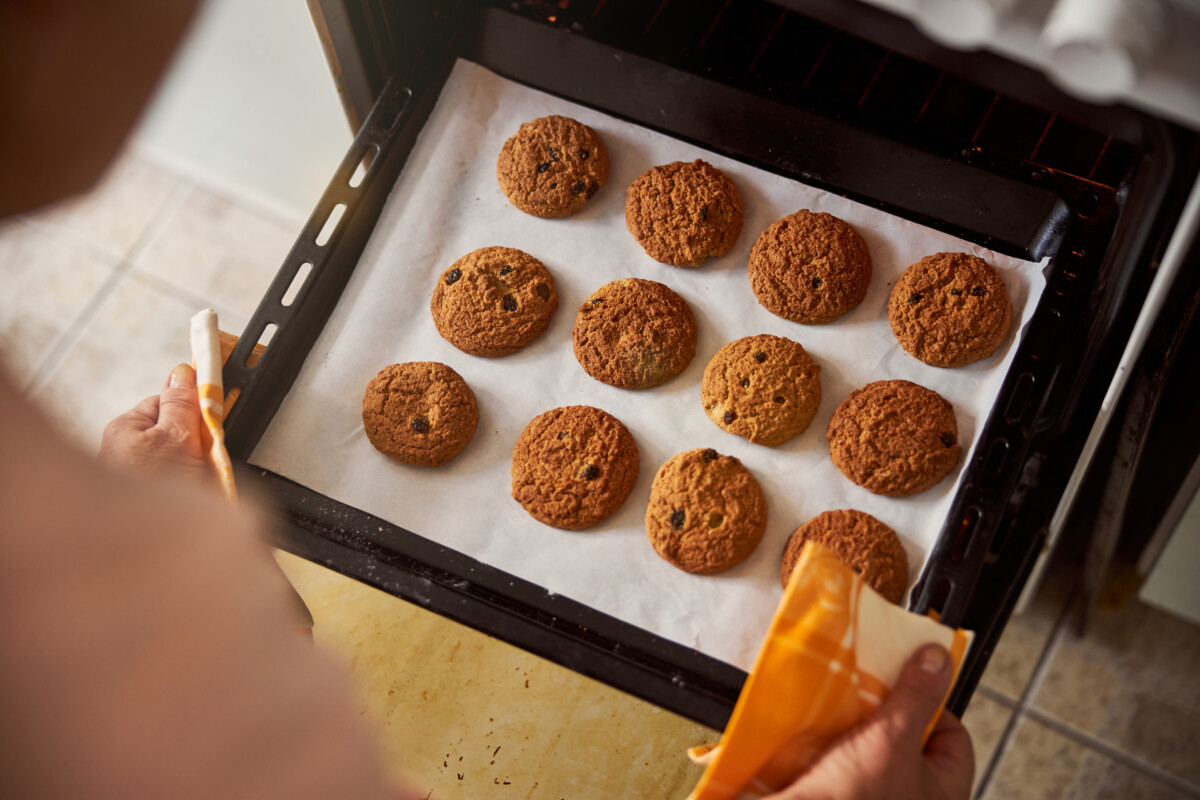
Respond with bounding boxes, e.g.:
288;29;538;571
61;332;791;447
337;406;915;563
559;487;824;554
190;309;237;502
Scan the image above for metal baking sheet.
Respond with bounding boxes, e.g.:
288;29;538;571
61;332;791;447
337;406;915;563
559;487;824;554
249;59;1047;671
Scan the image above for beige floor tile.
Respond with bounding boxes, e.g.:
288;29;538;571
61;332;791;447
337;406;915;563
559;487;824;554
962;694;1014;797
23;149;183;260
981;717;1190;800
0;220;116;386
978;566;1073;701
275;552;715;800
133;182;298;320
29;274;200;451
1031;597;1200;787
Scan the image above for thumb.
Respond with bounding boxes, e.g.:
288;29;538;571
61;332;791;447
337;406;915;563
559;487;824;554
874;643;954;750
157;363;201;431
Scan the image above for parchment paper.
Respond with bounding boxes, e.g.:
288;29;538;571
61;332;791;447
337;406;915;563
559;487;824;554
250;60;1048;671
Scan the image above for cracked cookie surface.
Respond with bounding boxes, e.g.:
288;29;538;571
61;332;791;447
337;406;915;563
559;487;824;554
511;405;639;530
431;246;559;357
748;210;872;324
362;362;478;467
645;448;767;575
888;251;1012;367
625;160;743;267
496;115;609;218
780;509;908;603
701;334;821;447
826;379;961;497
573;278;697;389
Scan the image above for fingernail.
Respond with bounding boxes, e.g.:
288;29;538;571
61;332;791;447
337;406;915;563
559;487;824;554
920;645;949;674
168;364;191;389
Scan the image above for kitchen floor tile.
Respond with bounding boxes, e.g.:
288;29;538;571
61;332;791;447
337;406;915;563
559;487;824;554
1030;595;1200;788
134;0;351;222
962;693;1014;798
981;716;1193;800
977;564;1074;702
0;220;117;387
29;273;209;451
275;552;714;800
133;181;297;320
22;149;184;261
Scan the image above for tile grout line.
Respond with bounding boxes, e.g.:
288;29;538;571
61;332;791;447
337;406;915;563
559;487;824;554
22;268;128;396
972;585;1078;798
132;270;249;331
1021;707;1200;798
24;182;196;396
976;584;1200;799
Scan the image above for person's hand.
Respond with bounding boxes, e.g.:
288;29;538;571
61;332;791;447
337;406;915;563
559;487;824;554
767;644;974;800
99;363;207;477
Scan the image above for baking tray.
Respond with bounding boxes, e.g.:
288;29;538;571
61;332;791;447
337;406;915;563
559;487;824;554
222;6;1139;727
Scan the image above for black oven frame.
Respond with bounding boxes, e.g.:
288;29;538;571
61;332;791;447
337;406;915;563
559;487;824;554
224;0;1198;728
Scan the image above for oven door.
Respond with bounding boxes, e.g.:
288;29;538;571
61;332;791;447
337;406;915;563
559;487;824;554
244;0;1199;724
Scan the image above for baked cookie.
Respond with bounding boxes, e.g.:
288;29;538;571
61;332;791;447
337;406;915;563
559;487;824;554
511;406;640;530
748;210;872;324
573;278;697;389
780;510;908;603
362;362;478;467
625;160;744;267
888;252;1013;367
826;379;962;497
701;334;822;447
645;448;767;575
431;246;559;357
496;115;610;218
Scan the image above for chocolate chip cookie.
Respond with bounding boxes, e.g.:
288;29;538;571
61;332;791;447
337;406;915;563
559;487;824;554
362;362;479;467
511;405;640;530
748;210;873;324
573;278;697;389
826;379;962;497
431;246;559;357
779;510;908;603
496;115;610;218
625;160;744;267
888;252;1013;367
645;448;767;575
701;334;822;447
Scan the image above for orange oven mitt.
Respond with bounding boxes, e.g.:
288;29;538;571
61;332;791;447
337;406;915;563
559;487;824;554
687;542;972;800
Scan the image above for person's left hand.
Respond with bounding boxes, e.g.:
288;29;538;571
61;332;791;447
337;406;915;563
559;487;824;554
99;363;207;478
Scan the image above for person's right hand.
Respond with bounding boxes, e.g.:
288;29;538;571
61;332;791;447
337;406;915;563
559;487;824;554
767;644;975;800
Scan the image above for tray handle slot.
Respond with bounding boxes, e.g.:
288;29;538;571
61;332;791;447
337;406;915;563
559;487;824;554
280;262;313;307
349;145;381;188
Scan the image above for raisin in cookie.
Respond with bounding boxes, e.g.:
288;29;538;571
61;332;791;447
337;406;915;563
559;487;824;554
511;406;640;530
826;379;962;497
888;252;1013;367
362;362;478;467
645;448;767;575
431;246;558;357
701;334;821;447
780;510;908;603
496;115;610;218
625;160;744;267
748;210;872;324
573;278;697;389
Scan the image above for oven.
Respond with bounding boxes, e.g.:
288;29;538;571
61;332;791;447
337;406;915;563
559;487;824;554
221;0;1200;729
